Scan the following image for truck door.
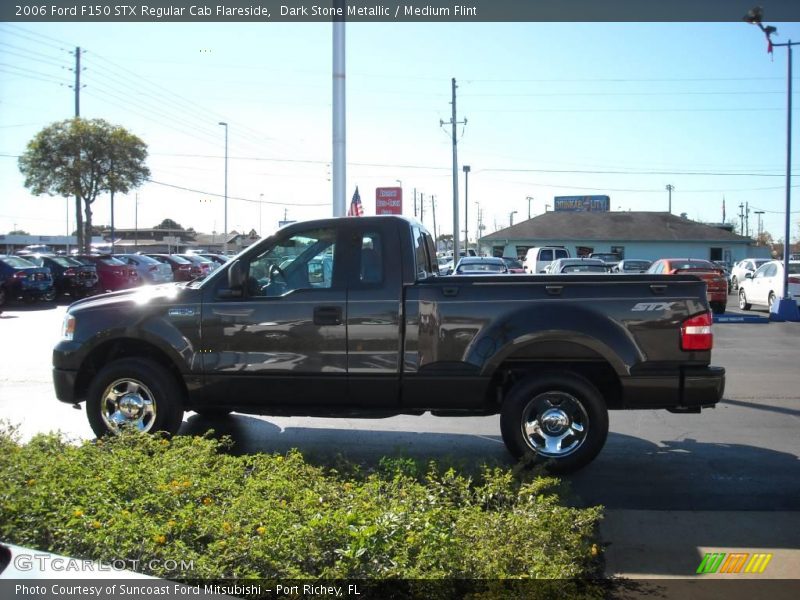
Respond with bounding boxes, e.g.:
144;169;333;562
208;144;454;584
344;222;404;407
200;225;347;407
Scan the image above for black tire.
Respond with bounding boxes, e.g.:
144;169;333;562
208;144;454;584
731;276;739;292
738;289;751;311
86;358;184;438
711;301;726;315
43;289;57;302
768;292;777;312
500;371;609;474
0;286;5;307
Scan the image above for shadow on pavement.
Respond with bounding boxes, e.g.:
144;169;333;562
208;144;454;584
180;414;799;512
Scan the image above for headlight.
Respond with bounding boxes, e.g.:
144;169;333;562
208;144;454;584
61;314;76;341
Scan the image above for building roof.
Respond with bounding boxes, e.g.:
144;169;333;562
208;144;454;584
481;211;753;243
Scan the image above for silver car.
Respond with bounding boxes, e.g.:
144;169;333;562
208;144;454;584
115;254;174;284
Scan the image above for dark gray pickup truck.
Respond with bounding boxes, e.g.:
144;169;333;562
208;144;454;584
53;216;724;472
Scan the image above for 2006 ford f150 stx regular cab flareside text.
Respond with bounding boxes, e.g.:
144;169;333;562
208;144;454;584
53;216;725;472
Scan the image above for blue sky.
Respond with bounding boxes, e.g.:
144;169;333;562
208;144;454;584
1;20;799;243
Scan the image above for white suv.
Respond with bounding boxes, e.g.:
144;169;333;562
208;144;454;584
523;247;570;274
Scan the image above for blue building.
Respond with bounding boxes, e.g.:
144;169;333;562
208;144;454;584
479;211;767;266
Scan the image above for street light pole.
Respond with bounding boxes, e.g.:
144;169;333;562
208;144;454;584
526;196;534;220
744;6;798;319
754;210;765;243
462;165;470;250
259;193;264;237
218;122;228;253
509;210;517;227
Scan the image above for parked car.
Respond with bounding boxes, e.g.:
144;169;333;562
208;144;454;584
647;258;728;314
197;253;230;267
588;252;621;272
26;255;99;298
72;255;139;292
730;258;771;292
738;260;800;311
439;259;454;276
500;256;525;273
115;254;174;285
175;253;215;278
612;259;652;273
0;255;55;304
523;246;570;273
549;258;608;274
454;256;509;275
145;254;194;281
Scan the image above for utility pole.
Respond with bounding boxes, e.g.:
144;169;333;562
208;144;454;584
431;194;438;242
745;202;750;237
413;187;417;218
509;210;517;227
739;203;745;235
665;184;674;214
440;78;466;263
526;196;534;220
419;192;424;224
463;165;470;250
72;47;83;251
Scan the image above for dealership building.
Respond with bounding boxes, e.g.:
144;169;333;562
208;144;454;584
478;209;767;266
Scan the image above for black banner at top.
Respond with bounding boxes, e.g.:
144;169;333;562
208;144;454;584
4;0;800;23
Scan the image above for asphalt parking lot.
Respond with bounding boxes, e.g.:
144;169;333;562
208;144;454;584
0;298;798;580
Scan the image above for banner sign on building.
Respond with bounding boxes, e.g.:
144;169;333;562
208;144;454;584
554;195;610;212
376;187;403;215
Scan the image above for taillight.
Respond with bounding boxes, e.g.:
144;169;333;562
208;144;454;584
789;276;800;285
13;270;28;279
64;268;76;276
681;312;713;351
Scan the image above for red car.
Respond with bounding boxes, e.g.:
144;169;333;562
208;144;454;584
73;255;139;292
145;254;194;281
647;258;728;314
500;256;526;274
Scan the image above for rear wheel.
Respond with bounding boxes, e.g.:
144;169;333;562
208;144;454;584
739;289;751;311
711;301;726;315
86;358;184;438
500;371;609;473
731;276;739;292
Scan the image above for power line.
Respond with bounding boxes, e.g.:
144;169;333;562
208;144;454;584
147;179;329;207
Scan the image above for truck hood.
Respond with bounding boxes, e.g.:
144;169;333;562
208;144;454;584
68;283;200;313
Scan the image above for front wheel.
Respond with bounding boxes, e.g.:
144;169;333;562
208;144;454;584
768;292;777;312
500;371;609;474
86;358;184;437
739;289;751;311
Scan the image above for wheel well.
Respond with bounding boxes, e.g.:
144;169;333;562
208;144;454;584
74;338;187;403
488;359;623;410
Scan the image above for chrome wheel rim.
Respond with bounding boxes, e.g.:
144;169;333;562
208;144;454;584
520;391;589;457
100;378;157;433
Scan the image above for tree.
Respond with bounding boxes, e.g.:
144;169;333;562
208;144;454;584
154;218;184;230
18;118;150;252
8;229;29;235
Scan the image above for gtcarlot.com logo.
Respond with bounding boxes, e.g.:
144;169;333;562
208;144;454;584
696;552;772;574
13;553;194;573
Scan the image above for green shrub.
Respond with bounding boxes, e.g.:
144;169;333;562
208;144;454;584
0;424;602;583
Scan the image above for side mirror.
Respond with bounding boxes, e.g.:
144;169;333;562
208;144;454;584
218;259;244;298
745;272;753;280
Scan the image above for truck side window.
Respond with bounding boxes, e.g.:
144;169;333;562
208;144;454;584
359;232;383;284
411;225;434;279
247;227;336;297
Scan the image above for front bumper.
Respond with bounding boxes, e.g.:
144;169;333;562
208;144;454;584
53;367;78;403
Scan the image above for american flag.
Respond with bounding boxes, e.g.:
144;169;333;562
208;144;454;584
348;186;364;217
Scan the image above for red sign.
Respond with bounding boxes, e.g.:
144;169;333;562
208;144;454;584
375;187;402;215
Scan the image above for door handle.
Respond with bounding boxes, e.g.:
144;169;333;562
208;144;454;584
545;285;563;296
442;286;459;297
314;306;343;325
